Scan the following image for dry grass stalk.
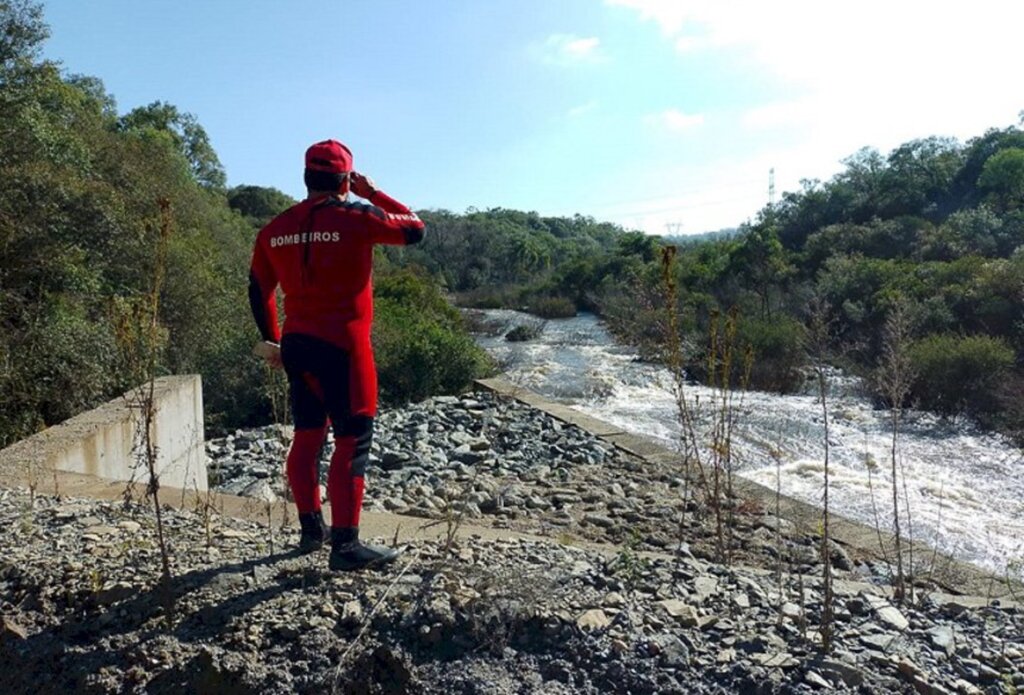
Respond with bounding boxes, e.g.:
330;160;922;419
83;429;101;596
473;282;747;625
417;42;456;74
116;198;175;628
877;298;916;602
806;295;834;653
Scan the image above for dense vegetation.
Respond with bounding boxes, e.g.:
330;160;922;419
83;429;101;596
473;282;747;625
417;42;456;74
0;2;489;446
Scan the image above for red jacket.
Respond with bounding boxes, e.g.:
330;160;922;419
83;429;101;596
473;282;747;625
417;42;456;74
248;191;425;350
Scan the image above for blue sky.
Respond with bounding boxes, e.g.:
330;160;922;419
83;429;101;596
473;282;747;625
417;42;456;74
42;0;1024;234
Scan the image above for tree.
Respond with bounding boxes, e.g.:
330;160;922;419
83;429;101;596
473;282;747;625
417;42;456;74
978;147;1024;211
729;223;791;319
227;185;295;227
0;0;46;73
879;137;962;218
118;101;226;188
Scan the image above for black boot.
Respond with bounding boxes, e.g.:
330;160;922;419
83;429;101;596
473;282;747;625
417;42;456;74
298;511;328;553
328;527;401;571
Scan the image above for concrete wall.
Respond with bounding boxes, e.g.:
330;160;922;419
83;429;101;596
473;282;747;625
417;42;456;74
0;375;207;492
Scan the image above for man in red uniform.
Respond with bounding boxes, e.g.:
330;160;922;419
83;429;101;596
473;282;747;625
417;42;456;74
248;139;425;571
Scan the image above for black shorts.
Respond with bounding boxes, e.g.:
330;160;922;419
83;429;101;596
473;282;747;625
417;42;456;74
280;333;375;441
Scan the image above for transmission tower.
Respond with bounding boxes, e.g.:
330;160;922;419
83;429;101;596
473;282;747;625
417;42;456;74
664;222;684;236
768;167;776;208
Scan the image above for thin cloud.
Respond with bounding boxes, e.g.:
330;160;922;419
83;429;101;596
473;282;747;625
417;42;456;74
605;0;688;35
646;108;705;132
610;0;1024;227
535;33;606;66
567;100;598;118
742;98;819;130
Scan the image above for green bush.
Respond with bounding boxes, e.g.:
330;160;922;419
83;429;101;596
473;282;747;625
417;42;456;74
907;333;1015;419
686;315;807;393
527;295;576;319
373;270;493;404
456;285;524;310
738;316;807;392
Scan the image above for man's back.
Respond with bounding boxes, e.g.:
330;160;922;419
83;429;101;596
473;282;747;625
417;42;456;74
250;191;424;349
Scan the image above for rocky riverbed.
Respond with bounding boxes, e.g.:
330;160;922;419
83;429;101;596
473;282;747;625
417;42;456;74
207;391;870;575
2;487;1021;694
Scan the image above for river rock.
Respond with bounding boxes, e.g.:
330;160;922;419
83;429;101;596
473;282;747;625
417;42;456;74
576;609;611;631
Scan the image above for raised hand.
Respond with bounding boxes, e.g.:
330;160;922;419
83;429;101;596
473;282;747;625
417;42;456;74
349;171;377;199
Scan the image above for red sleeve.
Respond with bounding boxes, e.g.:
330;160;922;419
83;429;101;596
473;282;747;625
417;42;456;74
365;190;426;246
248;234;281;342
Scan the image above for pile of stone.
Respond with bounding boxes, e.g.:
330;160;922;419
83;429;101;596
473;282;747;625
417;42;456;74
206;391;866;575
207;391;621;515
1;488;1020;694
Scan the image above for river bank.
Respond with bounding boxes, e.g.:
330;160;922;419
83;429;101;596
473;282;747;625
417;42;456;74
208;389;870;580
464;309;1024;579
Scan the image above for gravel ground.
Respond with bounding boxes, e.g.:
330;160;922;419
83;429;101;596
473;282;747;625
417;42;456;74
1;488;1022;694
208;391;870;576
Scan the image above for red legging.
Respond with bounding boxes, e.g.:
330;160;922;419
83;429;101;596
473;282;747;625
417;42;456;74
286;426;366;528
280;333;375;530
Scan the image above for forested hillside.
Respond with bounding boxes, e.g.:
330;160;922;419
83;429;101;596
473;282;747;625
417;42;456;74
0;2;489;446
390;128;1024;438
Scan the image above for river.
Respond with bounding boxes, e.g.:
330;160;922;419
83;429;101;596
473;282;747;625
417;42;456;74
471;309;1024;576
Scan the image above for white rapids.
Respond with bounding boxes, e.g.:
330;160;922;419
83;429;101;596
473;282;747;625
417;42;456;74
472;309;1024;576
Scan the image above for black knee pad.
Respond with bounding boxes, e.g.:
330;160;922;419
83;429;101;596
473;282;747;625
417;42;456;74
335;415;374;477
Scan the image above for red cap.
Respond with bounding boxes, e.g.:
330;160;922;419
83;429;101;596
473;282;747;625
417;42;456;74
304;139;353;173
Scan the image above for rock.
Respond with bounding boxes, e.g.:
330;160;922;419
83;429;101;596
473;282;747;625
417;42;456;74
582;513;615;528
859;632;897;653
829;541;854;571
576;609;611;631
862;593;909;631
240;479;277;503
804;670;833;689
190;647;258;694
1;617;27;641
757;652;798;669
781;602;802;619
658;599;700;627
876;604;909;632
846;597;870;616
382;497;408;512
380;452;409;471
942;599;973;617
693;576;718;603
647;634;689;668
974;663;1001;685
816;658;866;687
340;600;362;627
95;582;135;605
603;592;626;608
737;633;788;654
952;679;983;694
927;625;955;656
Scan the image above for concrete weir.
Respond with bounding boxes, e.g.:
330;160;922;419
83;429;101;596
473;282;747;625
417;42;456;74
0;375;207;492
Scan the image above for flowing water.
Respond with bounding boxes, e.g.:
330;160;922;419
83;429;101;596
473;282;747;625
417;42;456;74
472;309;1024;575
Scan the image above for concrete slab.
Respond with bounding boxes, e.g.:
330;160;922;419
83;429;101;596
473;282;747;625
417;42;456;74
0;376;206;492
602;432;675;459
